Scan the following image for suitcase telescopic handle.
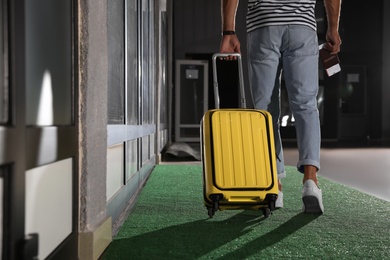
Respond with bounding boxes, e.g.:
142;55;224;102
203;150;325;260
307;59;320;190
212;53;247;109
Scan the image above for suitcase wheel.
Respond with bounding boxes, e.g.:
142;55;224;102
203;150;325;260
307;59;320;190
269;201;275;211
207;207;215;218
207;194;223;218
261;207;271;218
207;203;218;218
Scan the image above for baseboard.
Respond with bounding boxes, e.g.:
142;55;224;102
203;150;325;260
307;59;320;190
78;217;112;260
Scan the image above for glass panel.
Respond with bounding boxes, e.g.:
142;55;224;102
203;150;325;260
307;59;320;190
126;0;138;125
0;4;9;124
0;172;3;257
107;144;124;200
141;136;149;164
159;11;168;126
25;158;73;259
26;0;72;126
148;0;155;125
126;139;138;181
149;133;155;159
141;0;149;124
107;0;125;124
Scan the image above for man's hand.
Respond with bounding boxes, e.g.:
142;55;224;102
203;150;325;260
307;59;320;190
325;30;342;55
219;35;241;60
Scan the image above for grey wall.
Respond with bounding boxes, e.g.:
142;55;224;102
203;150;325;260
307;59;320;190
78;0;109;232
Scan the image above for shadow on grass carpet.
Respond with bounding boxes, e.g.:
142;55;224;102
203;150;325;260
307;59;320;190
101;165;390;259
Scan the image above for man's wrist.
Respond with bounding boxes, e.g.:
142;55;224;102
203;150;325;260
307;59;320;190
222;30;236;36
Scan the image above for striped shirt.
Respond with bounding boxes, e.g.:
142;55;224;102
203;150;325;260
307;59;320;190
246;0;317;33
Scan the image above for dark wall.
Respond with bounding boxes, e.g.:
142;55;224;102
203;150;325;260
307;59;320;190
173;0;251;109
382;1;390;141
337;0;384;139
172;0;389;142
173;0;247;60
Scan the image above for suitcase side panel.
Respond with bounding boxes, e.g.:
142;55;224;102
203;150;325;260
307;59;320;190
211;110;276;190
201;111;218;206
202;109;279;209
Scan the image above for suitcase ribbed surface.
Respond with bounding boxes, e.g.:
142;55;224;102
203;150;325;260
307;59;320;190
211;110;273;189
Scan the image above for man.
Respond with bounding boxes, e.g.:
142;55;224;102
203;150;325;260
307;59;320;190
219;0;342;213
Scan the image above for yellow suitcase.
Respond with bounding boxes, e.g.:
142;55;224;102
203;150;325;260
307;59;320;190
201;53;279;218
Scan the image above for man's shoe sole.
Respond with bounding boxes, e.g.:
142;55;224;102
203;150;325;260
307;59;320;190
303;196;323;214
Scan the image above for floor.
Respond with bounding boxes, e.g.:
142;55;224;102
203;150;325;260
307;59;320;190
163;143;390;202
283;147;390;202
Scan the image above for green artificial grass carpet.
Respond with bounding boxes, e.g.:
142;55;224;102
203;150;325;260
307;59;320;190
101;165;390;259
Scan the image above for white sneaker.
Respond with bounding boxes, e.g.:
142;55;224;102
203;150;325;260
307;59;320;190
275;191;283;208
302;180;324;214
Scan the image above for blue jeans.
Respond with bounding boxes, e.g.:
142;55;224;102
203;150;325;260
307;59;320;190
247;25;321;177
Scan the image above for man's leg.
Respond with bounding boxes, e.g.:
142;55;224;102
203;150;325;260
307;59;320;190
282;25;323;213
282;25;321;180
247;26;286;180
247;26;286;208
304;165;318;186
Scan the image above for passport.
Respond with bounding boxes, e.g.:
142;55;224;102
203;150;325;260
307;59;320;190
319;44;341;77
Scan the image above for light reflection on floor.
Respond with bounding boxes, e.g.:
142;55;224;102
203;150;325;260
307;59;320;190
284;148;390;202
